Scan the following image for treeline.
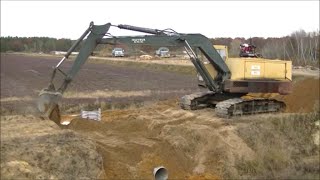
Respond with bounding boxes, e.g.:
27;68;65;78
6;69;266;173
1;29;319;66
212;29;319;66
0;37;74;53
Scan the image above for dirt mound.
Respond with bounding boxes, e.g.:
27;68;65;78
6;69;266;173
67;100;196;179
1;115;105;179
248;76;319;113
65;100;256;179
276;77;319;113
139;55;153;60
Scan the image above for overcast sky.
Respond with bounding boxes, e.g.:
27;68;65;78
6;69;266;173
1;1;319;39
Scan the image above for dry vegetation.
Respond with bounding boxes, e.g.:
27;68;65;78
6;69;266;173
235;112;319;179
1;115;105;179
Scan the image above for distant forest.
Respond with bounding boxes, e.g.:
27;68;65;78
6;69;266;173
1;29;319;66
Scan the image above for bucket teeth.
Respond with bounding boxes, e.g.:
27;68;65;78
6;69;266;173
47;104;61;126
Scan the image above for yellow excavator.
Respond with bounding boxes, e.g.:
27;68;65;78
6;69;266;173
37;22;292;125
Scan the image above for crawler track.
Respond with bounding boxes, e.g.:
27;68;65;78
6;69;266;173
215;98;286;117
180;91;215;110
181;92;286;117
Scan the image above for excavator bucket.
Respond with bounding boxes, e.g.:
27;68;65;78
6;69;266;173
37;86;63;126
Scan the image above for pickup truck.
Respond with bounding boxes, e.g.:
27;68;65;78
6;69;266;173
112;48;125;57
155;47;170;58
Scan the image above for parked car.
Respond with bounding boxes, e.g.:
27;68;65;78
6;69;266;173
155;47;170;58
112;48;125;57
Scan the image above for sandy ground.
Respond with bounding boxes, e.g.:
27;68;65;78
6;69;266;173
66;99;251;179
1;115;105;179
1;53;319;179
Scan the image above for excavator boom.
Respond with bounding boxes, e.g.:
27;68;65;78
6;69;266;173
99;33;232;89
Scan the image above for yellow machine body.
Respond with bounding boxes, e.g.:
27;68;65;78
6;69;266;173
205;45;292;81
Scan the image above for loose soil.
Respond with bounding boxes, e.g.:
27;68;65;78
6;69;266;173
276;76;319;113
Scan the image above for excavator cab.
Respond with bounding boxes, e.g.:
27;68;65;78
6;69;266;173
240;43;257;57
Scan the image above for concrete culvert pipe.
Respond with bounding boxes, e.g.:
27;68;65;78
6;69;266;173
153;166;168;180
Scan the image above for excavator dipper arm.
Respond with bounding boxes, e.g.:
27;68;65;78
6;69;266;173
37;22;111;124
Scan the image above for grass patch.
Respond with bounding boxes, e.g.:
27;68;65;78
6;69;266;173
235;111;320;179
87;58;197;75
60;100;146;114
